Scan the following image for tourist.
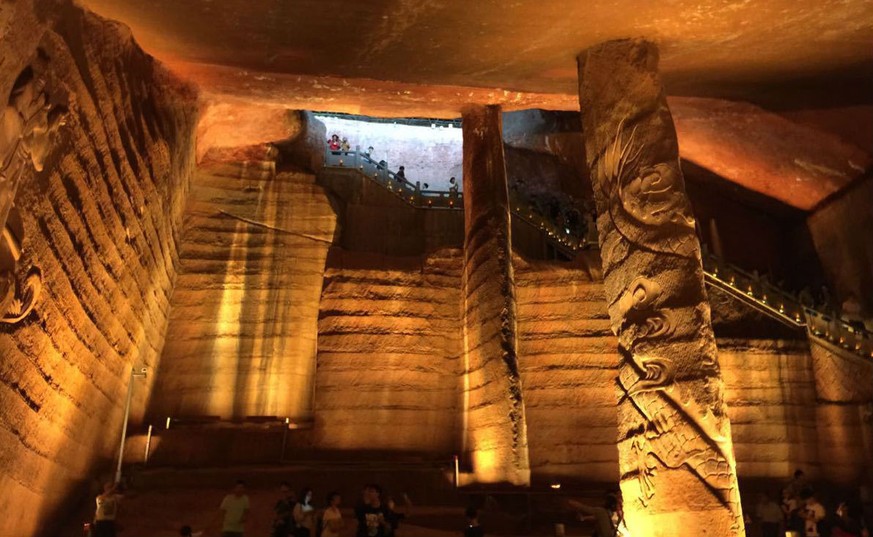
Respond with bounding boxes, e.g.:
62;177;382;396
365;146;375;158
273;482;297;537
449;177;459;195
356;484;390;537
341;137;351;152
321;492;344;537
755;492;784;537
293;487;316;537
464;506;484;537
800;487;827;537
567;492;628;537
833;500;869;537
395;166;406;182
327;134;341;152
92;482;123;537
384;493;412;535
219;480;250;537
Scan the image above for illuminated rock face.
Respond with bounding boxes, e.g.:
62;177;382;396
313;248;464;454
0;2;197;536
807;176;873;316
148;153;337;420
461;105;531;485
578;40;744;535
808;339;873;484
515;253;622;484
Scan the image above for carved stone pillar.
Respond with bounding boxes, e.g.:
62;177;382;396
0;64;65;324
461;104;530;485
578;40;744;535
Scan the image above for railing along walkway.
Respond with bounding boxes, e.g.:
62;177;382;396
323;146;872;362
323;147;588;256
702;254;872;361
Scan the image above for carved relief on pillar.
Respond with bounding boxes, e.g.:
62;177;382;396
579;39;744;535
0;59;67;325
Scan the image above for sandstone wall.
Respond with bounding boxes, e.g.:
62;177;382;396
719;338;820;478
807;174;873;316
0;2;197;536
514;253;621;485
313;248;463;456
514;254;831;485
148;157;337;421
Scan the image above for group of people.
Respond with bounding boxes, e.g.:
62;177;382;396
327;134;351;153
752;470;870;537
215;480;414;537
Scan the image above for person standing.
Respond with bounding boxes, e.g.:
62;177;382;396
219;480;250;537
463;507;484;537
568;492;627;537
273;482;296;537
755;492;784;537
356;484;389;537
293;487;316;537
800;488;827;537
321;492;344;537
93;482;123;537
395;166;406;183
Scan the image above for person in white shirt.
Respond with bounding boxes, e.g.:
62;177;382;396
321;492;344;537
293;487;316;537
93;482;123;537
219;480;250;537
800;488;826;537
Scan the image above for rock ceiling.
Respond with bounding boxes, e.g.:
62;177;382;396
80;0;873;209
82;0;872;105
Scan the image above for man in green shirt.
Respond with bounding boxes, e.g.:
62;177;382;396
220;481;250;537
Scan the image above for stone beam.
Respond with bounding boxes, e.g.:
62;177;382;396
167;61;578;120
578;40;745;535
461;104;530;486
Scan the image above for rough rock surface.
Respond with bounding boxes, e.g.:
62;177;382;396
313;248;463;455
671;97;871;210
806;175;873;316
579;40;744;535
148;154;337;421
461;105;530;485
82;0;873;104
514;253;621;484
0;2;197;536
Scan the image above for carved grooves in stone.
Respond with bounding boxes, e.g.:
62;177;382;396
461;105;530;484
313;248;463;455
0;6;197;537
149;163;337;421
514;254;621;483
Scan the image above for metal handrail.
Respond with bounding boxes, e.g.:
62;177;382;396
323;146;587;247
701;253;873;361
323;145;872;361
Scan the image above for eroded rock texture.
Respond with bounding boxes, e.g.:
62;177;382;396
515;253;621;484
809;339;873;484
807;175;873;316
0;2;197;535
148;150;337;421
313;248;463;455
578;40;744;535
461;105;530;485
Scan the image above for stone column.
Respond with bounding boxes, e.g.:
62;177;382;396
461;104;530;486
578;39;744;535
